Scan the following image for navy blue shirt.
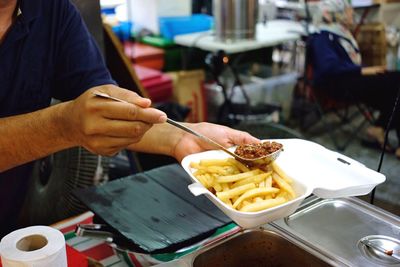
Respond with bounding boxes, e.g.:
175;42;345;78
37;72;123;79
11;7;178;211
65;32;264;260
0;0;114;236
310;31;362;86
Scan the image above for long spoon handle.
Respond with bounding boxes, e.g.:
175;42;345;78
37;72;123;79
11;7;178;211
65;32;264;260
166;118;238;158
93;91;238;159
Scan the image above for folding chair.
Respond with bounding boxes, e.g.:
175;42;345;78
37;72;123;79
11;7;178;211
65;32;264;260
292;34;376;151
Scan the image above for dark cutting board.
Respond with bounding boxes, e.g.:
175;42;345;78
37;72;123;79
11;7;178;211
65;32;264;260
74;164;232;254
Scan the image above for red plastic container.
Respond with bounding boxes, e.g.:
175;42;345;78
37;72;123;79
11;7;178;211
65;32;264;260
133;65;173;103
124;42;165;70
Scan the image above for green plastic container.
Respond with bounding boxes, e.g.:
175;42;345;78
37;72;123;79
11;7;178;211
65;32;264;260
140;35;175;48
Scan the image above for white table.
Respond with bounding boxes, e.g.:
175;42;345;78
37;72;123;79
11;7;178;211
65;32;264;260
174;20;305;54
174;20;306;124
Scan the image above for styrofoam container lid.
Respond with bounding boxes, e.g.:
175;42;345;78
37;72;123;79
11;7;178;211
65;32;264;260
181;138;386;228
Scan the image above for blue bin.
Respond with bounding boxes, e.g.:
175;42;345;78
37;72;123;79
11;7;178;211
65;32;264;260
112;21;133;42
159;14;213;40
101;7;116;15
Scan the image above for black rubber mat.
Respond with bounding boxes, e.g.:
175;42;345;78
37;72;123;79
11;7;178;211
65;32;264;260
74;164;231;254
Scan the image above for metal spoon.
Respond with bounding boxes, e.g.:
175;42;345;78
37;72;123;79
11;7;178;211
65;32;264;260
93;91;281;165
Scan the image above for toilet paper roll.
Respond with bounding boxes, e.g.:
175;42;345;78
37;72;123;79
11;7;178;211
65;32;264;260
0;225;67;267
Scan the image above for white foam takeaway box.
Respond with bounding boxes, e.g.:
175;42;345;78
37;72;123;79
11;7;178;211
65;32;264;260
181;139;386;228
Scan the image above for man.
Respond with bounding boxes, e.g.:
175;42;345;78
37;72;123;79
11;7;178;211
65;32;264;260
0;0;258;236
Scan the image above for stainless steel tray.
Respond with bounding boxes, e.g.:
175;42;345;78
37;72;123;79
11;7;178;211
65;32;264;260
272;196;400;267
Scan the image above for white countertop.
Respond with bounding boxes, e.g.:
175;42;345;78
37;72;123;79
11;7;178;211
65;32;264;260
174;20;305;54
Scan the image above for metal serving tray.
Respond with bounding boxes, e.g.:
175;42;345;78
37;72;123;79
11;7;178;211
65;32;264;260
272;196;400;267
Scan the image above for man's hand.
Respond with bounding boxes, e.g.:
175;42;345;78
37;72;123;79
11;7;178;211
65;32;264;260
172;122;260;162
361;66;386;76
61;84;167;156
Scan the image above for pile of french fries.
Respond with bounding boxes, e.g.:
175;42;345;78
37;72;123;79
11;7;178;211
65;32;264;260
190;158;295;212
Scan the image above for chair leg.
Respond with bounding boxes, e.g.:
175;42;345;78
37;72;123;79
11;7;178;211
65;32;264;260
356;103;376;124
312;100;345;151
292;81;376;151
338;116;369;151
309;97;372;151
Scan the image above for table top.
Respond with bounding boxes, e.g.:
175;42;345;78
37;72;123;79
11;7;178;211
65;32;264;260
275;0;316;11
174;20;304;54
275;0;379;10
351;0;381;9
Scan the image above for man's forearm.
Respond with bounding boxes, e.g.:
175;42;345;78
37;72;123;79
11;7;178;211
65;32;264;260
127;123;182;158
0;103;76;172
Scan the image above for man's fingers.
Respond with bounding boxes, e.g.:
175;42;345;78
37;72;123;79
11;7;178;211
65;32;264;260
93;119;152;138
95;101;167;123
229;130;260;146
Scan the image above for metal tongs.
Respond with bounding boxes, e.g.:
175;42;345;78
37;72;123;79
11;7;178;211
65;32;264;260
93;91;282;165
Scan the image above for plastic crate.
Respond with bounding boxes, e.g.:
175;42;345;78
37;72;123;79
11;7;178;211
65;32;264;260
112;21;133;42
133;65;173;103
124;42;165;70
139;36;183;71
140;35;176;48
159;14;213;40
145;82;173;103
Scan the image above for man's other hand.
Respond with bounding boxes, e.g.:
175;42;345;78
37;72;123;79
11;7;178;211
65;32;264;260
172;122;260;162
361;66;386;75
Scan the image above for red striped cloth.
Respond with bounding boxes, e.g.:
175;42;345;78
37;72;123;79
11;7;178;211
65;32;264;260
0;245;88;267
53;212;147;267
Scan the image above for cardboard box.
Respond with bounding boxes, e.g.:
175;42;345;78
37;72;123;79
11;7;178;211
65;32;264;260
355;23;387;67
380;0;400;3
167;70;207;123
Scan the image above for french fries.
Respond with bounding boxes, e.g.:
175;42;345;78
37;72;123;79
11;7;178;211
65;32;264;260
190;158;295;212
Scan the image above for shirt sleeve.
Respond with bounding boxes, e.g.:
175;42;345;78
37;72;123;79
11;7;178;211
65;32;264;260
310;32;361;85
52;0;116;101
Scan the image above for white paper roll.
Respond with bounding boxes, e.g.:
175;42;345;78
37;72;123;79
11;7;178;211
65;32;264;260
0;225;67;267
